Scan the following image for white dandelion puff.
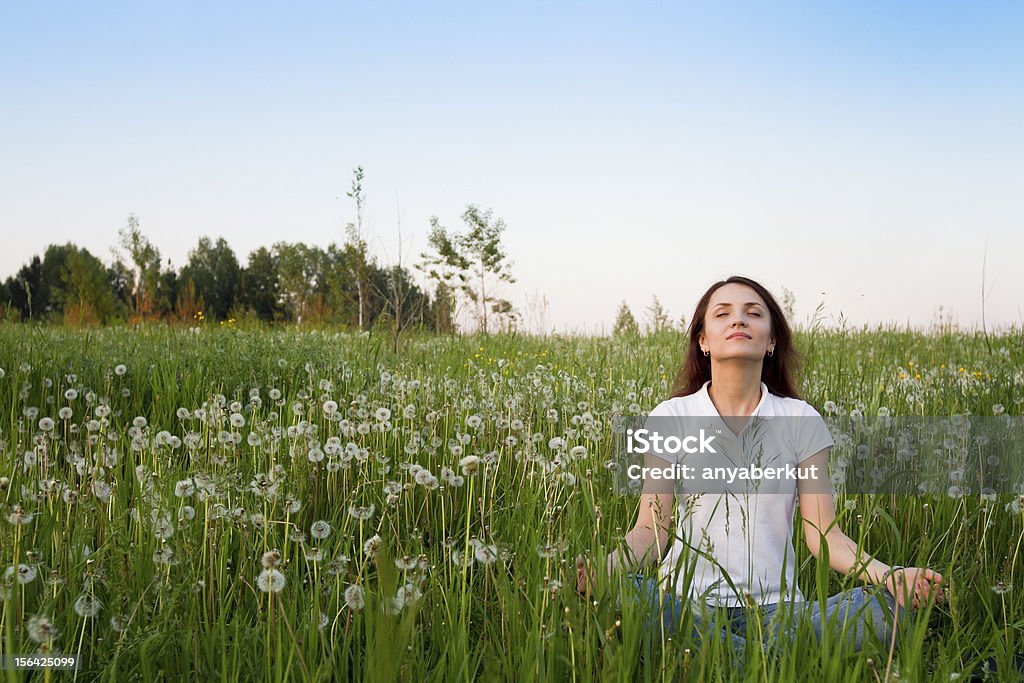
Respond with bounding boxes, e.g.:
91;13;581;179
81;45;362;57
348;504;375;521
27;615;59;643
459;455;481;476
474;544;499;565
262;550;282;569
344;584;365;610
363;534;383;560
310;520;331;540
73;594;102;618
256;569;286;593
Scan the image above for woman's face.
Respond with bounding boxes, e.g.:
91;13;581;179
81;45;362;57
699;283;775;362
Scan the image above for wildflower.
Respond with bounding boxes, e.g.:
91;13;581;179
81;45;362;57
310;520;331;540
466;414;483;430
348;504;375;521
992;581;1011;595
363;534;383;560
325;555;349;576
284;497;301;514
7;505;35;525
459;455;481;476
536;544;559;559
375;407;392;422
323;400;338;416
247;432;262;447
305;548;323;562
570;445;588;459
256;569;286;593
395;556;418;571
152;547;176;565
262;550;282;569
548;437;566;451
153;517;174;540
345;584;365;610
58;407;73;420
73;594;102;618
27;614;59;644
993;404;1005;416
5;564;38;584
114;364;127;376
174;479;195;498
474;544;499;565
230;413;245;428
38;417;55;432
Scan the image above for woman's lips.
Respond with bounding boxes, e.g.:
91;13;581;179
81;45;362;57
727;334;751;340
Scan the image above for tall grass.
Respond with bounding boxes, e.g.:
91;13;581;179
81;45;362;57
0;323;1021;681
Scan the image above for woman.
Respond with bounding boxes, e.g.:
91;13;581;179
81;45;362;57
577;275;945;662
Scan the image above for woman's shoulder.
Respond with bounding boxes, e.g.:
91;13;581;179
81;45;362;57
647;394;702;417
769;393;825;419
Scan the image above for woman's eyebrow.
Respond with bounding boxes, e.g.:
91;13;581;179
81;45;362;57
712;302;764;308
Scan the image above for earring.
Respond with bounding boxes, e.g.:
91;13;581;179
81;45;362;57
767;348;775;357
703;348;709;357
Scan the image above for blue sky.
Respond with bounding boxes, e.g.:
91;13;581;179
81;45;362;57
2;1;1022;332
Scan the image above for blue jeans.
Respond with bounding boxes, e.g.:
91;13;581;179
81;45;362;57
622;574;906;656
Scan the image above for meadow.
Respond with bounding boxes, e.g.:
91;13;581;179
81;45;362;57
0;323;1021;682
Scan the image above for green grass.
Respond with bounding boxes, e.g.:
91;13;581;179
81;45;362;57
0;322;1021;681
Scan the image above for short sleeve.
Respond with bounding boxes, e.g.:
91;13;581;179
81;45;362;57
640;399;682;465
795;403;834;464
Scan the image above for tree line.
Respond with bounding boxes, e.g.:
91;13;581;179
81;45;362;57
0;169;519;337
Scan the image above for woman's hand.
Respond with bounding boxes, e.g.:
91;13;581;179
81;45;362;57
885;566;945;609
576;554;597;596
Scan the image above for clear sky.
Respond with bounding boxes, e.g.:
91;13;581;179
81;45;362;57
2;1;1022;333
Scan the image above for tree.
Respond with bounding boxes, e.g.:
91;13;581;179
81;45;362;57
342;166;373;330
613;301;639;336
175;277;205;322
60;246;123;324
645;295;670;333
118;214;162;320
107;258;135;312
179;237;241;320
420;205;516;333
240;247;281;321
273;242;324;325
419;216;468;334
4;256;44;320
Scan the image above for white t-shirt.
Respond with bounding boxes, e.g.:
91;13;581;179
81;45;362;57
647;380;834;607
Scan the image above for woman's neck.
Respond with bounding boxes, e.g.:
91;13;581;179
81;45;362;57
707;362;763;416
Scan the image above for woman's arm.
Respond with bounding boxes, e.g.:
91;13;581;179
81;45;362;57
607;491;675;572
577;454;675;594
798;449;945;608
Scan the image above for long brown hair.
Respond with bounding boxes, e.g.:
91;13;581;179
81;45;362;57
669;276;801;399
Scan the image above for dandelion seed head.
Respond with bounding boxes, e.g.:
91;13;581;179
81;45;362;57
73;594;102;618
310;520;331;540
27;614;59;643
256;569;286;593
344;584;365;610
